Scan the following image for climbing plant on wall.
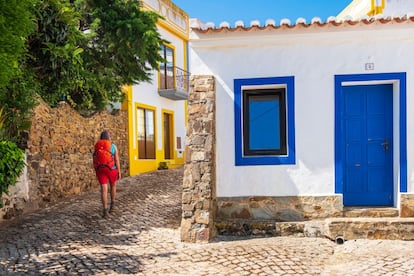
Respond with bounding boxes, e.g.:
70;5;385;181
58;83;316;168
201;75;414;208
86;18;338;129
0;109;25;206
0;141;25;207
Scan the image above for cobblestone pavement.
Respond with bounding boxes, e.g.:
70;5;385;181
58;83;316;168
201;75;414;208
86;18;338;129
1;167;414;275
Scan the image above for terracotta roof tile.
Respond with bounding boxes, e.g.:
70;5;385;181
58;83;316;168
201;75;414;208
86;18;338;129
190;15;414;34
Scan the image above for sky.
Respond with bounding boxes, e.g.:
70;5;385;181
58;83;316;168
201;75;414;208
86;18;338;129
172;0;354;26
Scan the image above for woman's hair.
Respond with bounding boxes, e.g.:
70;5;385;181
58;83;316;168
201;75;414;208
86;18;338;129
100;130;110;140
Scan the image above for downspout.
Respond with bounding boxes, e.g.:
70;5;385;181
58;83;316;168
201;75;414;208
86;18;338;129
124;85;134;176
185;39;189;125
370;0;385;15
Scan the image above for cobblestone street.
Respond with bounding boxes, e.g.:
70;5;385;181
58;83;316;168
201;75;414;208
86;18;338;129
1;167;414;275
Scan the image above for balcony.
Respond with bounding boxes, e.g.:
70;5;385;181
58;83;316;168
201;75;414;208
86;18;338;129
158;66;190;100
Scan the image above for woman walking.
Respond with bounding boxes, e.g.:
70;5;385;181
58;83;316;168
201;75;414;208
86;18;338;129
93;130;121;218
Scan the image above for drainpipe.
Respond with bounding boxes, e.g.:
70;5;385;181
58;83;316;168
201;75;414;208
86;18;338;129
370;0;385;15
336;236;345;245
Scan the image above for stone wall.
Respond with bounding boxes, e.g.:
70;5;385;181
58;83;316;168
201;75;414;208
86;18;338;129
400;193;414;217
216;196;343;221
1;100;128;221
215;196;343;236
181;75;217;242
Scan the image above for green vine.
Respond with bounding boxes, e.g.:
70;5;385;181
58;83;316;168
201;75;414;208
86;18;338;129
0;140;25;207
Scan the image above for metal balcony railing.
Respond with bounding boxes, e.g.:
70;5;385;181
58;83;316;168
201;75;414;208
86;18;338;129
158;66;190;100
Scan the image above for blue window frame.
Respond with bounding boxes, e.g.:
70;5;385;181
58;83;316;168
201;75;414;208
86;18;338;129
234;76;295;166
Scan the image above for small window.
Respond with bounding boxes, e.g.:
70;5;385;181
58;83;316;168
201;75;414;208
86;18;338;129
234;76;295;166
243;89;287;156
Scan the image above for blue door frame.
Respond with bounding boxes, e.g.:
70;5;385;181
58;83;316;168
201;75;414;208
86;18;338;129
334;73;407;205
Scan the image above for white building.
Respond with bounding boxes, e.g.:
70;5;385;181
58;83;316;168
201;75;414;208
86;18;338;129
188;11;414;222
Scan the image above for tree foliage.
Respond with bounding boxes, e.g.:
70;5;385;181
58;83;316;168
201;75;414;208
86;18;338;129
26;0;166;112
2;0;166;134
0;0;166;199
79;0;165;84
0;0;37;89
1;0;167;131
0;0;38;145
27;0;86;108
77;0;167;112
0;69;39;145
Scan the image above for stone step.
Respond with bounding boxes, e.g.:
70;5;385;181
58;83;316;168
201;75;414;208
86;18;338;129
342;207;399;218
216;206;411;241
276;217;414;242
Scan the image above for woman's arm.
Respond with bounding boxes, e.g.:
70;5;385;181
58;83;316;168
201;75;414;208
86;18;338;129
115;147;121;179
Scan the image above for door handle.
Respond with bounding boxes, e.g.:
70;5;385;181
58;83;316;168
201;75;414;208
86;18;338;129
381;138;389;152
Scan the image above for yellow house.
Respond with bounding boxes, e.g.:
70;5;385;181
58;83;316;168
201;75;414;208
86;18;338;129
337;0;414;19
337;0;384;19
122;0;189;175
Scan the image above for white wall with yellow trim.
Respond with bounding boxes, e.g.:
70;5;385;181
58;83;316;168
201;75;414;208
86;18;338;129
124;0;189;175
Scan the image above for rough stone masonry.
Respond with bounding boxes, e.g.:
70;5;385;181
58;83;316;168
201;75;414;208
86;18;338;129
181;75;217;242
1;99;128;221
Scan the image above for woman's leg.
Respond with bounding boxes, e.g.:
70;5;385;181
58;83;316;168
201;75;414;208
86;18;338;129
101;183;108;217
110;184;116;202
109;184;116;213
109;169;118;213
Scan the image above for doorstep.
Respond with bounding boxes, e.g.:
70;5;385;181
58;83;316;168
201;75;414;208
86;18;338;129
342;207;399;218
276;217;414;242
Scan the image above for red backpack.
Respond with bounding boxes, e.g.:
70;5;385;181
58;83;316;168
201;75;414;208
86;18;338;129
93;140;115;171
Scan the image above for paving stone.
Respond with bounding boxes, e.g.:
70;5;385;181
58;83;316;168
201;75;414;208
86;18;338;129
1;167;414;275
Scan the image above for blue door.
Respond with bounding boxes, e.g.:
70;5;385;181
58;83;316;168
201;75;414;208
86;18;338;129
342;84;393;206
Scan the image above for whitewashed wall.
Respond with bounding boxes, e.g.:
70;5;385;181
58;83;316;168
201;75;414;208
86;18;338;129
384;0;414;17
189;22;414;199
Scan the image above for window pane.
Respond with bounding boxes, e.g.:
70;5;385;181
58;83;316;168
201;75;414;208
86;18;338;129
160;45;175;90
242;88;287;156
159;45;166;68
145;110;155;141
159;46;167;89
249;95;280;150
137;108;156;159
166;47;174;68
145;110;155;159
166;47;174;88
137;108;146;159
